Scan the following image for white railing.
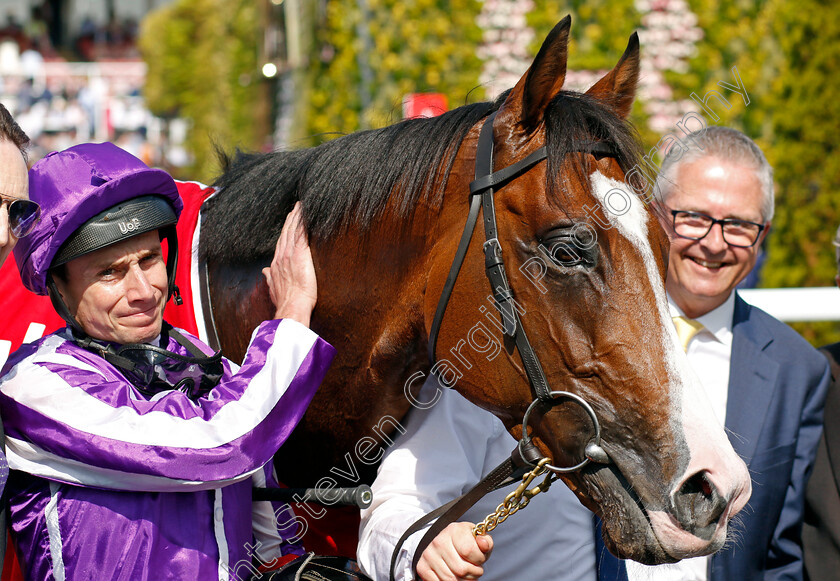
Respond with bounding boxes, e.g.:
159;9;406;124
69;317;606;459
739;287;840;322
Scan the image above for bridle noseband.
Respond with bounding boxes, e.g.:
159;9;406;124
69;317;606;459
428;110;614;473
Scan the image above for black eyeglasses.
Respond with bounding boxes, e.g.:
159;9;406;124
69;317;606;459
668;209;765;248
1;194;41;238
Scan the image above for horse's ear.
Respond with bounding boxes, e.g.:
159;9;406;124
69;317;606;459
585;33;640;119
499;16;571;132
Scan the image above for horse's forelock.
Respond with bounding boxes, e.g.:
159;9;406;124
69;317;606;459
543;91;643;212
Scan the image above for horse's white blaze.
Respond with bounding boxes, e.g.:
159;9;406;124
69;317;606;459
589;172;750;556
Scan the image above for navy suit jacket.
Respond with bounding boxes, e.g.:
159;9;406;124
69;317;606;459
598;293;829;581
708;295;829;579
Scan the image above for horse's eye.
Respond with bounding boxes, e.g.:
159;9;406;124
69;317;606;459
541;238;586;268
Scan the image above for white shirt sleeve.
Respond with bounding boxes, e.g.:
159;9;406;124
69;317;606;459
357;377;504;581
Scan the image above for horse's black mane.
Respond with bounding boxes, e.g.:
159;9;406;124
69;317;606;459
201;89;641;265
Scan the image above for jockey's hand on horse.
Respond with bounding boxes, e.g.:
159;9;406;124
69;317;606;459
416;522;493;581
263;201;318;328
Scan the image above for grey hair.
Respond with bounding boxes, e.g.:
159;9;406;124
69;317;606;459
654;126;774;222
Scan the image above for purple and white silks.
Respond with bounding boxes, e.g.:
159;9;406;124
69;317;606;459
0;318;335;580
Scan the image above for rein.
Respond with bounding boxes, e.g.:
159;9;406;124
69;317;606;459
392;111;615;580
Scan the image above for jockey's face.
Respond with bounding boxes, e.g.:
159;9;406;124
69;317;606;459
54;230;168;344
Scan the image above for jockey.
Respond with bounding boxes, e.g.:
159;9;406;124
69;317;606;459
0;142;334;580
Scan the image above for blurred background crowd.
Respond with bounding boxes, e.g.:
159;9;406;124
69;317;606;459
0;0;186;172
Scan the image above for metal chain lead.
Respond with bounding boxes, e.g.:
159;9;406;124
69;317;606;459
473;458;558;536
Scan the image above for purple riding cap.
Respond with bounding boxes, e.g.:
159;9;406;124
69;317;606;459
14;142;183;296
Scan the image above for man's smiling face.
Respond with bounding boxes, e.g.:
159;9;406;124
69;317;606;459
660;156;769;318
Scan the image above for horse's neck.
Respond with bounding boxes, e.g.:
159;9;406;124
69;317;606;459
312;216;434;355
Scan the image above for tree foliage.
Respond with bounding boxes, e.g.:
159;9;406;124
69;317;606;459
529;0;641;70
140;0;266;181
667;0;840;344
301;0;484;143
528;1;659;147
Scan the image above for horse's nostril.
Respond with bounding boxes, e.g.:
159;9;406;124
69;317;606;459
673;471;727;540
700;475;712;497
682;471;713;498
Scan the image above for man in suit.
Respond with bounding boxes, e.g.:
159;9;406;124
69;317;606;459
622;126;829;580
802;224;840;579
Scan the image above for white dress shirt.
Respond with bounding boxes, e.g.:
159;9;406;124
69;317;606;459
626;293;735;581
357;377;597;581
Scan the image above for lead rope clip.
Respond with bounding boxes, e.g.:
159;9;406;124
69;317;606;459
472;458;557;536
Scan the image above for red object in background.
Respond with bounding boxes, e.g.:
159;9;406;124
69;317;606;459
0;255;64;356
403;93;448;119
1;542;20;581
165;180;215;334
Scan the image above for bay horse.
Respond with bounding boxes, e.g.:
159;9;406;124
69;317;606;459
200;17;751;564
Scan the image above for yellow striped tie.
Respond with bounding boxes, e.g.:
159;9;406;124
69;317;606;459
672;316;705;352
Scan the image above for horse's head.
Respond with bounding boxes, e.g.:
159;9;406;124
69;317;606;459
429;17;751;564
201;15;751;562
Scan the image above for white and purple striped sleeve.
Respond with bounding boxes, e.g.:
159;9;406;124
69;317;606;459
0;319;335;491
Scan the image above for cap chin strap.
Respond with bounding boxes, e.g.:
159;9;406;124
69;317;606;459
46;275;86;338
45;275;154;371
70;323;223;400
47;273;221;397
44;225;199;393
161;225;183;306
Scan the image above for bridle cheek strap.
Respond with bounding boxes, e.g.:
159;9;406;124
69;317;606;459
428;112;619;397
474;115;554;402
428;111;554;401
402;112;615;581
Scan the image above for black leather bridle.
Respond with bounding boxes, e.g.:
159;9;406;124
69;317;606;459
390;111;622;580
428;110;614;471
